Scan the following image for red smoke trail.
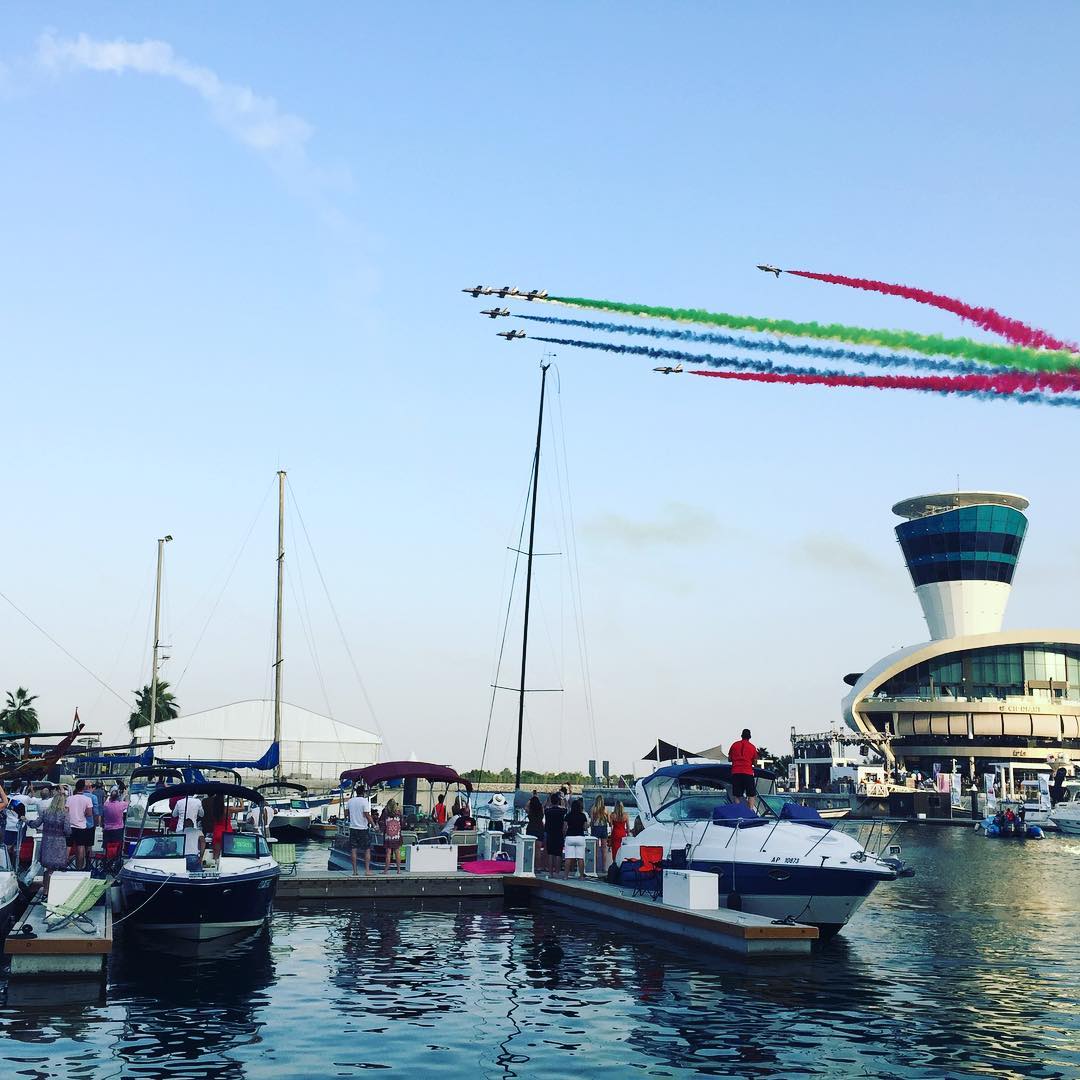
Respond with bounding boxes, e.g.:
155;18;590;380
690;368;1080;396
787;270;1078;353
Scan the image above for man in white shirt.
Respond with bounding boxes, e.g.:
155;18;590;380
249;803;274;834
172;794;204;834
346;785;375;875
67;779;96;870
181;818;205;858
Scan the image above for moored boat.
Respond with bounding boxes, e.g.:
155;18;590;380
257;781;317;839
119;781;279;941
615;761;905;939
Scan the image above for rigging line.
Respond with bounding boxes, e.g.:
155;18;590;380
176;476;275;688
88;563;154;715
285;477;383;740
553;371;599;760
0;587;133;709
478;460;534;787
287;554;335;723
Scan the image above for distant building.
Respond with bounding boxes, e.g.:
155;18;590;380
153;699;381;782
843;492;1080;780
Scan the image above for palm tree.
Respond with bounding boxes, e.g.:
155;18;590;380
129;681;179;734
0;688;39;735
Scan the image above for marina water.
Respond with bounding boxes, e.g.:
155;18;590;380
2;828;1077;1079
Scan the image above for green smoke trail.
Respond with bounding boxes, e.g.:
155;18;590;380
545;295;1080;373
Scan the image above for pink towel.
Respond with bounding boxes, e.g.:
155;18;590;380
459;859;517;875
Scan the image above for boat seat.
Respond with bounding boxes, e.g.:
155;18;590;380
450;831;478;846
401;832;419;847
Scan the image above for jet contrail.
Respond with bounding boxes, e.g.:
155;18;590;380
529;335;1080;392
786;270;1078;353
689;368;1080;408
519;313;997;377
541;295;1080;373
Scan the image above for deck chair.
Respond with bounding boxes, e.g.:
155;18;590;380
270;842;297;874
45;876;110;934
631;845;665;900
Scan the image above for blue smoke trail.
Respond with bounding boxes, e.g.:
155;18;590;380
520;313;1002;377
529;335;1080;410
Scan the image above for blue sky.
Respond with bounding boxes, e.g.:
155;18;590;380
2;5;1079;771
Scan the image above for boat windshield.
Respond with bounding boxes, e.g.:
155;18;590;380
289;799;309;810
222;834;271;858
643;775;734;823
133;835;185;859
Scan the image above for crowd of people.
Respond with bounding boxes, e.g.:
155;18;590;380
522;786;632;878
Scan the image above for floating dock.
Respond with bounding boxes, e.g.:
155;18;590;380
275;870;506;902
275;870;817;956
507;876;817;956
5;900;112;978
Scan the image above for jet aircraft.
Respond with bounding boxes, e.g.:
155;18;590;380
652;363;684;374
492;285;520;298
461;284;492;297
497;329;526;341
480;307;511;319
756;264;783;278
522;289;548;301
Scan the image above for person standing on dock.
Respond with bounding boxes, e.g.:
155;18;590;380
40;788;71;896
67;779;95;870
347;783;375;876
544;792;566;878
728;728;759;811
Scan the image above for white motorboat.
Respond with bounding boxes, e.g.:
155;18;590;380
257;781;317;838
119;781;280;941
1049;777;1080;836
616;762;906;939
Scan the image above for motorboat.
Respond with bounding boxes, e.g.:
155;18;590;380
257;781;317;838
615;762;904;939
978;809;1043;839
327;761;474;870
118;781;279;941
125;766;189;837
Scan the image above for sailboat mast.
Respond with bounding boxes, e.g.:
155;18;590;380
515;362;550;791
147;534;172;753
274;470;286;780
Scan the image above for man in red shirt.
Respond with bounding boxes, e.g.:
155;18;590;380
727;728;759;810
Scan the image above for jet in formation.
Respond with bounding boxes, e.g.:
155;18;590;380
756;264;783;278
492;285;520;298
521;289;548;301
462;284;493;297
497;329;526;341
653;363;684;374
480;307;511;319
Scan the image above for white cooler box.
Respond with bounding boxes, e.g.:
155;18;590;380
662;869;718;911
405;844;458;873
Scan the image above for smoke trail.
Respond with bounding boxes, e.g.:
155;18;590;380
529;335;1080;393
543;295;1080;373
787;270;1078;353
689;368;1080;409
519;313;994;377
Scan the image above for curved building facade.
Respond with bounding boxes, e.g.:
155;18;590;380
843;492;1080;776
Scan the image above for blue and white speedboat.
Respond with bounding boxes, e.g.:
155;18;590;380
119;781;279;941
616;762;903;939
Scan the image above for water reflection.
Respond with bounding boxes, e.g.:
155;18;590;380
0;831;1076;1078
108;927;275;1079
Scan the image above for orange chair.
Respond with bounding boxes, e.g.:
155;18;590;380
632;845;665;899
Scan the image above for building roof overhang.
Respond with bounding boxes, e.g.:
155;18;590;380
842;628;1080;732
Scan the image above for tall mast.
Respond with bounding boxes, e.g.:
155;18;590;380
515;362;550;791
274;470;286;779
147;534;172;752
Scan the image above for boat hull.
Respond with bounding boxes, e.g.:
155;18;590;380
119;866;279;940
269;814;313;839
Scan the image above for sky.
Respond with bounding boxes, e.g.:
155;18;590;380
2;5;1080;774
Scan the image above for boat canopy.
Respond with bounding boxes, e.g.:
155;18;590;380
129;765;186;786
648;762;777;784
161;742;280;773
147;781;266;806
256;780;307;795
340;761;473;791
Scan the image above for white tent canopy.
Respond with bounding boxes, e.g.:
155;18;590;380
149;699;381;782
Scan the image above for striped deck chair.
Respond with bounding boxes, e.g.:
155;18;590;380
45;876;110;934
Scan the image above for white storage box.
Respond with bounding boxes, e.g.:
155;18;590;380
404;844;458;873
662;869;718;911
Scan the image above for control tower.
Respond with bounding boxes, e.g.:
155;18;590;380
892;491;1029;640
